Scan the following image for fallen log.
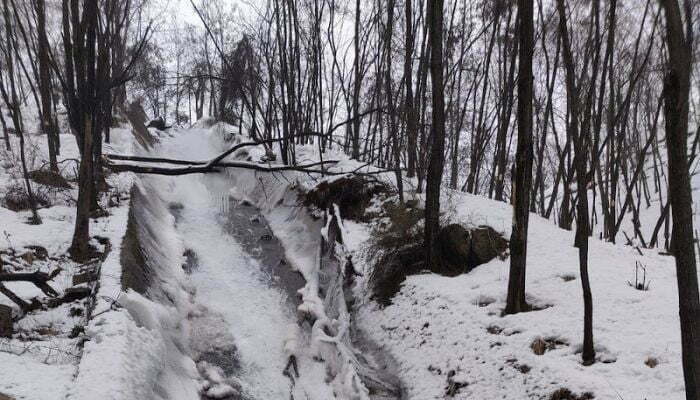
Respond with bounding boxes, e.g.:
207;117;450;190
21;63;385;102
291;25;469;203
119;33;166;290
0;270;61;297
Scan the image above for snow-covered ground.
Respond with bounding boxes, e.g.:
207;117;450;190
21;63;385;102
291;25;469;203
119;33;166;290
350;190;686;399
0;120;694;400
0;128;135;400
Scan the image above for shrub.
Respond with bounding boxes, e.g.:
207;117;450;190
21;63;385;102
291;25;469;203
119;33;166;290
3;182;51;211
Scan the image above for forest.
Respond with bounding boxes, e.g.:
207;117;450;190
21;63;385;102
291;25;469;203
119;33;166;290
0;0;699;399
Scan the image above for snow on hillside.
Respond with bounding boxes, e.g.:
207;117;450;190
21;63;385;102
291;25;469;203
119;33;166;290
0;120;693;400
350;191;685;399
0;128;136;400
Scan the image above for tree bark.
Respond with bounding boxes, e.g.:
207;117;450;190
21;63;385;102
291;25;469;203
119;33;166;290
556;0;595;365
424;0;445;268
505;0;534;315
404;0;417;178
658;1;700;398
36;0;59;172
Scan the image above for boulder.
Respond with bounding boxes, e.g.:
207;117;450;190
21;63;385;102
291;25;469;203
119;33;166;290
370;221;508;305
370;244;425;305
438;224;473;276
437;224;508;275
146;117;170;131
471;225;509;264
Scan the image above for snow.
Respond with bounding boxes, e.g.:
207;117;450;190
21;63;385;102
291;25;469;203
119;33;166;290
0;127;145;400
141;125;336;399
352;189;687;399
1;117;694;400
146;123;691;399
0;350;74;399
70;174;202;400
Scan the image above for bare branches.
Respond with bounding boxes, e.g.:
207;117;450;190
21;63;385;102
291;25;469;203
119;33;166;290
103;133;394;177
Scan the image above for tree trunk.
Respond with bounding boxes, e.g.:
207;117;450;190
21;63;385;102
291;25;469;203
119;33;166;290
658;1;700;398
36;0;58;172
384;0;404;204
505;0;534;315
556;0;595;365
351;0;361;159
70;116;94;260
424;0;445;268
405;0;417;178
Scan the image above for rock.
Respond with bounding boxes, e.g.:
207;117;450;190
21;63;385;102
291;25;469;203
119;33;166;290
369;243;425;305
182;249;198;274
146;117;170;131
531;338;547;355
0;393;16;400
438;224;473;275
0;304;12;338
470;225;508;264
437;224;508;275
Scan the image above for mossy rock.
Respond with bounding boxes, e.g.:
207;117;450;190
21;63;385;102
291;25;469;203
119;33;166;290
370;244;425;305
438;224;474;276
436;224;508;276
470;225;509;264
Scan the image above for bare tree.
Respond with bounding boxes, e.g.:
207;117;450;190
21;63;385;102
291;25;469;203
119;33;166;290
658;0;700;398
35;0;59;172
0;0;41;225
424;0;445;268
505;0;534;315
556;0;595;365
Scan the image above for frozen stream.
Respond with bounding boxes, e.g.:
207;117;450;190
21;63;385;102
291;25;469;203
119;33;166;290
155;128;332;399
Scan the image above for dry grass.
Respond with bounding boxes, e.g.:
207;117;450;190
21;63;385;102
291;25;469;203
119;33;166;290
549;388;595;400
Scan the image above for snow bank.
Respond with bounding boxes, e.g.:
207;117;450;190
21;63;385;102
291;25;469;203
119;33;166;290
68;176;200;400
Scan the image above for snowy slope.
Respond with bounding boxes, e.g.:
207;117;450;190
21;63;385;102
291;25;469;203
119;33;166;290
352;190;686;399
0;128;138;400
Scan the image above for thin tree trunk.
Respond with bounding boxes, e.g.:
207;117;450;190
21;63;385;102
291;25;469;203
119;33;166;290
405;0;418;178
557;0;595;365
36;0;58;172
505;0;533;315
658;1;700;398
